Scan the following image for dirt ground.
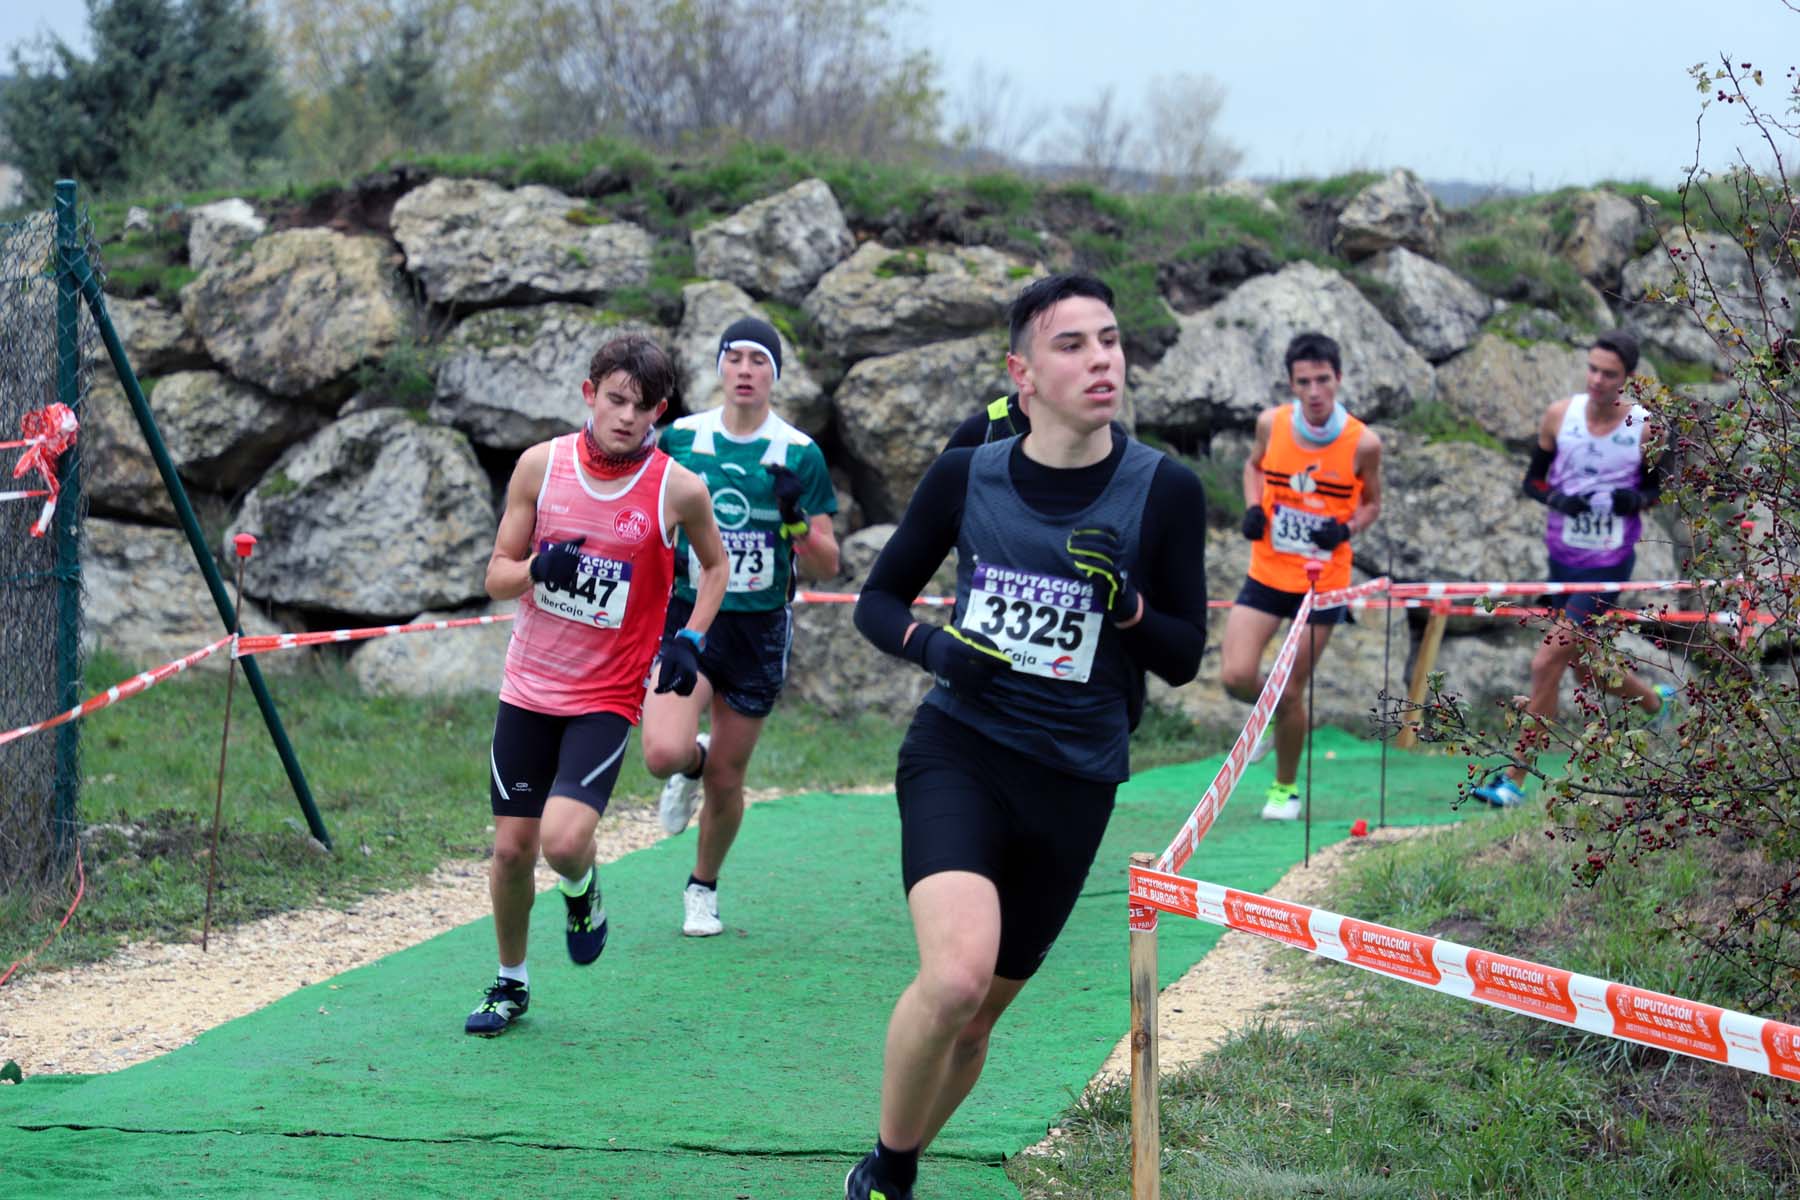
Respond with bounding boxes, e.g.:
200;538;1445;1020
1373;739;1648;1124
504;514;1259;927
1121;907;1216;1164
0;793;1441;1106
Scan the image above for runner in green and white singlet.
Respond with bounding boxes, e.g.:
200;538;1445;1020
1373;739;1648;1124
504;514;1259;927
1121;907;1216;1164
641;317;839;937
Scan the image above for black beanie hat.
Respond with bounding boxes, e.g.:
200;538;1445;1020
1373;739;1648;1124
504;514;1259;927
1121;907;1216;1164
716;317;782;381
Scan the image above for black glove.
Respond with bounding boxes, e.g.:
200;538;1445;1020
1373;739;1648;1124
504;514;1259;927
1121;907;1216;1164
1241;507;1267;541
529;536;587;590
1611;487;1651;516
1545;490;1590;517
1309;519;1352;550
904;625;1011;697
1066;526;1141;622
654;632;703;696
766;464;808;537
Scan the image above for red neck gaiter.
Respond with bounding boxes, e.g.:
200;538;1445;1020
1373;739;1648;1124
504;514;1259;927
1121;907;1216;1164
579;421;657;479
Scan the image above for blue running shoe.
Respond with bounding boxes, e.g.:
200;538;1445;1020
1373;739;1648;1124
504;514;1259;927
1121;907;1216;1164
464;977;529;1036
1644;683;1679;734
564;870;609;965
845;1152;912;1200
1471;773;1525;808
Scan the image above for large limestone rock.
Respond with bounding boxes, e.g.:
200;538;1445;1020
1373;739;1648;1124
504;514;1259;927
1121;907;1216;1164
187;197;266;274
802;242;1043;359
391;177;653;306
153;371;326;492
83;378;176;523
432;304;665;451
691;178;855;304
182;228;413;399
93;295;207;375
1435;335;1587;447
83;518;298;671
1334;169;1442;260
1134;261;1433;435
1620;230;1800;369
835;334;1012;521
349;599;515;697
1365;247;1492;362
784;524;957;718
230;409;496;617
1559;191;1646;287
672;281;829;436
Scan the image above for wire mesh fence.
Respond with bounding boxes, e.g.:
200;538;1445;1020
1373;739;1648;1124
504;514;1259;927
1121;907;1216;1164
0;194;100;894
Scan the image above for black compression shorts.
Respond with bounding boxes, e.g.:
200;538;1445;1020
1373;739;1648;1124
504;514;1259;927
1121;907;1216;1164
489;701;632;818
1235;575;1354;626
895;703;1117;980
1547;552;1635;625
664;594;792;718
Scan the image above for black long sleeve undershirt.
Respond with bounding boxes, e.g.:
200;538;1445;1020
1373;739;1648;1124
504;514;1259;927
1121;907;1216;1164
854;431;1209;686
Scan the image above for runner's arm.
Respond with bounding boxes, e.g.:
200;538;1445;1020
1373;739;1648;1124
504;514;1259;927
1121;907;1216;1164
1242;409;1274;509
1114;459;1208;685
1348;428;1382;535
1522;399;1566;504
791;514;840;581
486;443;551;602
854;452;969;657
668;464;727;636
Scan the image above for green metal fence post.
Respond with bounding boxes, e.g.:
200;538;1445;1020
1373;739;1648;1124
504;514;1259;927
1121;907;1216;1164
50;182;83;866
57;199;333;850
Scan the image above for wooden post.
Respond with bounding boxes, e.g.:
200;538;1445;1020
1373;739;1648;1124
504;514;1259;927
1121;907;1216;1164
1396;605;1449;750
1128;852;1161;1200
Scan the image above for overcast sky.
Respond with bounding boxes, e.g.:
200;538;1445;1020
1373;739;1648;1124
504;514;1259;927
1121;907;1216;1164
3;0;1793;188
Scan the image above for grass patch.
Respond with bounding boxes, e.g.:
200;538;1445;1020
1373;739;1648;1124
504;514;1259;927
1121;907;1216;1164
1645;353;1720;388
1015;811;1800;1198
1395;399;1505;452
2;647;1208;972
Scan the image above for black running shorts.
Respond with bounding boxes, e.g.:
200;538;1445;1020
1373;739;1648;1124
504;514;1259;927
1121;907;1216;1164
489;701;632;818
663;594;792;718
895;704;1117;981
1235;575;1354;626
1547;552;1635;625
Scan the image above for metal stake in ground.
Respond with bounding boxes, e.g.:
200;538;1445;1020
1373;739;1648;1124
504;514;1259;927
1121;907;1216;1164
1304;561;1320;869
203;533;256;951
1380;545;1393;830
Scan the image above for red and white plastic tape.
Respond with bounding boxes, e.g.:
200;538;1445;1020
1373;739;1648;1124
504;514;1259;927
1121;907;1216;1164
234;612;517;657
0;635;233;748
1127;863;1800;1082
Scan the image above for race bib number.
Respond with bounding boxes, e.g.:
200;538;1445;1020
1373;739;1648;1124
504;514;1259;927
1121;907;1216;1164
534;543;632;629
1270;504;1332;560
690;529;777;593
1561;510;1623;551
962;563;1103;683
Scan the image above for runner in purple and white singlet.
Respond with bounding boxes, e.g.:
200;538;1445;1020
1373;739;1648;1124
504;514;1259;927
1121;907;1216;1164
1472;330;1678;808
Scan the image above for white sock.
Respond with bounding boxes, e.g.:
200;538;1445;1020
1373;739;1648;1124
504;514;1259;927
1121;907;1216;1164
498;961;528;987
557;865;593;897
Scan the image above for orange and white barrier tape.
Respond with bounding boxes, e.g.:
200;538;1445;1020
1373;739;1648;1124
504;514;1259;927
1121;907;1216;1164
234;612;518;657
0;635;233;748
1127;863;1800;1081
1155;586;1319;875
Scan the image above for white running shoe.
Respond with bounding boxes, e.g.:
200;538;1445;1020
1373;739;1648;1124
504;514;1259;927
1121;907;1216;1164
1246;724;1274;765
1259;782;1302;821
658;732;709;834
682;881;723;937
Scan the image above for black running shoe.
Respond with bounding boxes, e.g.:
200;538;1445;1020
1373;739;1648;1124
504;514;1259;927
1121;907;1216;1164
844;1152;912;1200
464;977;529;1036
564;870;609;965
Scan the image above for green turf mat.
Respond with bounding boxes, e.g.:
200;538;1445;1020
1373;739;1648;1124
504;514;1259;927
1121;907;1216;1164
0;1125;1018;1198
1;732;1469;1196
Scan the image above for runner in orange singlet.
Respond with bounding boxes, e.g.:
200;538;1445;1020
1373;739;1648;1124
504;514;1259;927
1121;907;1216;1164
1220;332;1383;821
465;335;727;1037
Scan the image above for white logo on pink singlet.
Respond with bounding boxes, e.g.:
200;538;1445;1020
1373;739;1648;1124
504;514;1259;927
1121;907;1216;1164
614;507;652;544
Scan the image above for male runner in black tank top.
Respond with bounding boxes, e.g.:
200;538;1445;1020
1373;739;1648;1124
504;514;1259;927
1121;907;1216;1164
844;275;1210;1200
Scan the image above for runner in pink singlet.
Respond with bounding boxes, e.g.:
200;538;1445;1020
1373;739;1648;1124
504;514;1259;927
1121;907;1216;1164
466;335;727;1037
